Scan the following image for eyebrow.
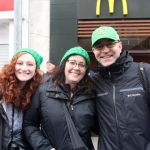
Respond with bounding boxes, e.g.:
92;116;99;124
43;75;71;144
17;60;35;63
68;60;86;64
94;39;115;45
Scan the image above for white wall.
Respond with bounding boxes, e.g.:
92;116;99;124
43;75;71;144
0;0;29;63
0;0;50;71
0;23;9;44
29;0;50;72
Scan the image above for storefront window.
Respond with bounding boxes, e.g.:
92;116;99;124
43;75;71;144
121;37;150;53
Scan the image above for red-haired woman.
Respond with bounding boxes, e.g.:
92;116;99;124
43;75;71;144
0;48;44;150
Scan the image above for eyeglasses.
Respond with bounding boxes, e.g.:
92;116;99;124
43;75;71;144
94;41;119;51
67;60;87;70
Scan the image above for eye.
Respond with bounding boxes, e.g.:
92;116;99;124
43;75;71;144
79;63;86;68
69;61;76;65
16;62;22;65
96;45;103;50
107;42;113;46
28;64;34;66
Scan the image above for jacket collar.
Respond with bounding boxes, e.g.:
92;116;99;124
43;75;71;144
45;78;95;103
97;50;133;78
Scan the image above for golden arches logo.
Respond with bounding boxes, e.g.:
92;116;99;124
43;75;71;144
96;0;128;16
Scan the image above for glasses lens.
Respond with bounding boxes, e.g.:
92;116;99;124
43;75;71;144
68;60;76;66
78;63;87;70
95;41;119;50
67;60;87;70
106;41;118;48
95;45;103;50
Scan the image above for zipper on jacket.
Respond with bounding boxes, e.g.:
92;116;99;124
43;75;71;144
70;94;74;111
113;84;122;150
109;70;122;150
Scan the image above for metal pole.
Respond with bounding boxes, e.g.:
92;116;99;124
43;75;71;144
14;0;22;51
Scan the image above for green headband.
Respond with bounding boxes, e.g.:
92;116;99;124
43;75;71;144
13;48;43;69
60;47;90;72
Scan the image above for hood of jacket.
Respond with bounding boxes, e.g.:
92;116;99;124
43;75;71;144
97;50;133;78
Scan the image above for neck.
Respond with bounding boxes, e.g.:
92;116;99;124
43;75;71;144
19;81;27;89
70;84;77;98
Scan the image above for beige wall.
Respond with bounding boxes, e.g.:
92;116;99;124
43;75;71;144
29;0;50;72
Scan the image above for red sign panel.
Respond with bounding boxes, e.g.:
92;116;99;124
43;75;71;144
0;0;14;11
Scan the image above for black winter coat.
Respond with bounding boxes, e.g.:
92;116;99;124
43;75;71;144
0;102;33;150
23;79;96;150
91;50;150;150
0;103;10;150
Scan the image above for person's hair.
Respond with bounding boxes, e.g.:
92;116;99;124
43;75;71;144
0;52;44;110
51;56;94;94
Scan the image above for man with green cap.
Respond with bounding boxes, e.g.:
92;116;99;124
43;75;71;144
91;26;150;150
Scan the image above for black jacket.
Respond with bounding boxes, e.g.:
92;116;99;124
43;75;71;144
0;103;10;150
0;102;33;150
43;72;51;81
91;50;150;150
23;79;96;150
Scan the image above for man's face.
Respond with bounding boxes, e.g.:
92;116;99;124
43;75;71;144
92;39;122;67
46;63;55;73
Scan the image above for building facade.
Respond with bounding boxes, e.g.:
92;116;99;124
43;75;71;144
50;0;150;71
0;0;150;72
0;0;50;72
0;0;30;70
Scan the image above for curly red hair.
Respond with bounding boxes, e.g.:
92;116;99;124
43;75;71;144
0;52;44;110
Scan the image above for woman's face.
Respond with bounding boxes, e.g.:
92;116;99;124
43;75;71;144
15;53;36;85
64;55;87;88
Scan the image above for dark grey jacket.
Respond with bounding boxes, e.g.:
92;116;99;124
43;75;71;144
91;50;150;150
0;103;10;150
0;102;33;150
43;72;51;81
23;79;96;150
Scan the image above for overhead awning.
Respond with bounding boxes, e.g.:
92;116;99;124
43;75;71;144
78;19;150;37
78;19;150;53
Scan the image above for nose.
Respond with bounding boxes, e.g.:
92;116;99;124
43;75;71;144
101;45;109;53
73;64;80;69
21;64;28;71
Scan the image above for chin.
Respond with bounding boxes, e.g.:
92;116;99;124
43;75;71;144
102;62;114;67
18;78;32;82
69;80;79;84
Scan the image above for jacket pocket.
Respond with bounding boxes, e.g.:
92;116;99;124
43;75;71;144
120;87;150;132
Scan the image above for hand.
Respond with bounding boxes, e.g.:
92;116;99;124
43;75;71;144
51;148;55;150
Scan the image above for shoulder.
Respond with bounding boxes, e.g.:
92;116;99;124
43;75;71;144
140;62;150;78
36;78;54;93
142;62;150;69
90;73;101;82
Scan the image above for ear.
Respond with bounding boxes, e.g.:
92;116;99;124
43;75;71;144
92;47;95;52
118;42;122;52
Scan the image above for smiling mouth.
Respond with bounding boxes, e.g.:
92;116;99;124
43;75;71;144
101;55;112;59
19;72;30;75
71;72;79;76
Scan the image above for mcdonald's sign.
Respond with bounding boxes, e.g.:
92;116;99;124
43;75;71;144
96;0;128;16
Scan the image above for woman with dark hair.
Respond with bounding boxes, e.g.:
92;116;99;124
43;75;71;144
0;48;44;150
23;47;96;150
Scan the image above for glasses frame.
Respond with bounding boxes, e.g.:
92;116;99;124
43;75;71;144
94;41;120;51
67;60;87;71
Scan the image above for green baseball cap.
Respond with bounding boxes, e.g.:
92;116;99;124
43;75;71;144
13;48;43;69
91;26;120;46
60;47;90;72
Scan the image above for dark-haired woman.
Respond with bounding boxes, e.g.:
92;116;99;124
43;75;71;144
23;47;96;150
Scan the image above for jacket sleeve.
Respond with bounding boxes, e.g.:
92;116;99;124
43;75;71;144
143;63;150;98
23;86;53;150
91;98;99;135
